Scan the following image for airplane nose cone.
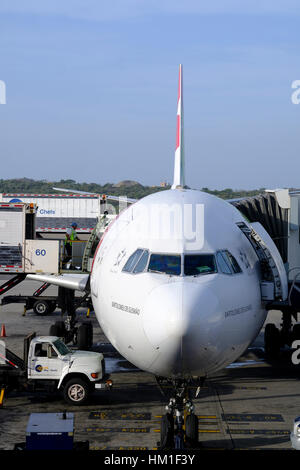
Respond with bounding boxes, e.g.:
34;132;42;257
142;280;220;377
142;282;187;348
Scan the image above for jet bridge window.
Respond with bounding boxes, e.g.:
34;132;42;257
216;250;242;275
184;254;217;276
148;254;181;276
122;249;149;274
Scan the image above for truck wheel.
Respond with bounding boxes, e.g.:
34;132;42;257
48;301;57;314
77;324;90;350
82;321;93;348
33;300;50;316
49;321;66;338
63;378;89;405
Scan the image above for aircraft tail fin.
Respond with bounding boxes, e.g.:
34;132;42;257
171;64;185;189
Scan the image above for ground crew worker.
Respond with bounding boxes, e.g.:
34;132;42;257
65;222;79;258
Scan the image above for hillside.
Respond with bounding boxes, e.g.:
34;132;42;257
0;178;266;200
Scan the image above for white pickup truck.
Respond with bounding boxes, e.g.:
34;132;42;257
0;333;112;405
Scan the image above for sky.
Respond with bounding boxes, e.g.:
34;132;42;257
1;1;300;190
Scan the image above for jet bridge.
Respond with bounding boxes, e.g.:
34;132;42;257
231;189;300;356
230;190;289;267
230;189;300;285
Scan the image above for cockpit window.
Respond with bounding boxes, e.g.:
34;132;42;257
216;250;242;274
184;254;217;276
122;249;149;274
122;249;143;273
216;251;232;274
148;254;181;276
133;250;149;273
226;251;242;273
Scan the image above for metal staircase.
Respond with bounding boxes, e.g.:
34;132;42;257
81;215;111;272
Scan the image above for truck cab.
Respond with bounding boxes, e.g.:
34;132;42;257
28;337;69;380
26;336;111;404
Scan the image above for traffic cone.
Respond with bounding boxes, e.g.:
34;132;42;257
0;324;6;337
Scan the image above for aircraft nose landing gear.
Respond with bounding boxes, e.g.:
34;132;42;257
158;378;201;450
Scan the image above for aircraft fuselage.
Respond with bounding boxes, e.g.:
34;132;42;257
91;189;266;379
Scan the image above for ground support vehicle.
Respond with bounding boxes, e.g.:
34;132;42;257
0;333;112;405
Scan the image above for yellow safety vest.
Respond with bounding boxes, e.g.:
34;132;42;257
65;228;77;245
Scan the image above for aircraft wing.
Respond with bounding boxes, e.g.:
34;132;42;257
105;195;137;204
52;187;137;204
26;273;90;292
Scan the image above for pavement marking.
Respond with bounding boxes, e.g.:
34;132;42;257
217;385;268;391
89;411;152;420
227;429;290;435
198;430;221;433
86;427;151;433
90;446;149;450
198;422;219;425
222;414;284;422
154;429;221;434
154;415;217;419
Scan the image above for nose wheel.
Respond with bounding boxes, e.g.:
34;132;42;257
157;378;202;450
160;413;174;449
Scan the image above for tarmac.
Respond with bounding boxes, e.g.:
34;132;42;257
0;278;299;451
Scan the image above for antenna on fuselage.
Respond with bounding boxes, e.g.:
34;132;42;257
171;64;185;190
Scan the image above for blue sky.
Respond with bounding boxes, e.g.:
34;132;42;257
1;1;300;190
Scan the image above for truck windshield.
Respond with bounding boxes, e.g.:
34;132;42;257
53;339;72;356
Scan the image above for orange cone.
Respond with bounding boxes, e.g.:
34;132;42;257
0;324;6;337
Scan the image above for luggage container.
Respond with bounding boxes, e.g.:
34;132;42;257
0;202;59;274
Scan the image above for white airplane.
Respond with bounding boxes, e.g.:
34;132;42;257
28;64;288;448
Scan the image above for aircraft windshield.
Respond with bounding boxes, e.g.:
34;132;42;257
122;250;236;277
122;249;149;274
122;249;144;272
148;254;181;276
184;254;217;276
216;250;242;274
